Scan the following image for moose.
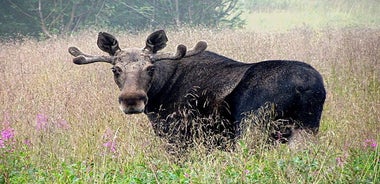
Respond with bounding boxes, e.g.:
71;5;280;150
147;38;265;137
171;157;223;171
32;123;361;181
68;30;326;150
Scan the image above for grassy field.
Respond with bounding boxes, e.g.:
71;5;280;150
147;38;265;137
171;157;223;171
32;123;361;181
242;0;380;32
0;26;379;183
0;1;379;181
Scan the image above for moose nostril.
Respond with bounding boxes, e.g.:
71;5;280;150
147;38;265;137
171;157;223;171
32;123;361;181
139;96;148;104
119;97;136;106
126;99;137;106
119;94;148;106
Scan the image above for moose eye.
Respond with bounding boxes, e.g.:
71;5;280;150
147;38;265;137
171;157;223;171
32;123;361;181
111;66;122;76
146;66;155;77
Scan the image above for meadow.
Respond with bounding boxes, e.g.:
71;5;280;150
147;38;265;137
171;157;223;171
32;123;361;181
0;26;379;183
243;0;380;32
1;1;380;181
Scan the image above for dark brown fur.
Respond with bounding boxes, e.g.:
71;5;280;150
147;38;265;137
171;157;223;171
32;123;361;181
69;30;326;151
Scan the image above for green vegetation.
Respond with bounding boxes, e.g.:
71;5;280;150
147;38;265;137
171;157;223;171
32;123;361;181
0;27;379;183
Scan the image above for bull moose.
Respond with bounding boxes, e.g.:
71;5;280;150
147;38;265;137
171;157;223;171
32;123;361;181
68;30;326;150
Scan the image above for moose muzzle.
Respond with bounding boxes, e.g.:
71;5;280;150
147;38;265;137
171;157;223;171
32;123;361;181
118;90;148;114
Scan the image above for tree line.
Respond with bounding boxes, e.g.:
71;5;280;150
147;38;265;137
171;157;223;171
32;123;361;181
0;0;244;38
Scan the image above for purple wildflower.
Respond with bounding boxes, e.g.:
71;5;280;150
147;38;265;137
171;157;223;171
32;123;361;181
364;139;378;150
102;128;119;154
1;127;14;140
57;119;70;129
102;128;114;139
24;138;32;147
0;128;15;150
103;141;117;153
184;173;190;178
336;157;345;167
36;114;48;131
336;152;349;167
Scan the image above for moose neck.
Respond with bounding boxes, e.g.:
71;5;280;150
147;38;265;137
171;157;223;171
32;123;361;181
147;59;179;103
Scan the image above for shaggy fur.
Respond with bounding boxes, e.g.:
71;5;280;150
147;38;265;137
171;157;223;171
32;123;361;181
69;30;326;150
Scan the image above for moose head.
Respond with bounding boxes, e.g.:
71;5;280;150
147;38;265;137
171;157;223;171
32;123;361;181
68;30;207;114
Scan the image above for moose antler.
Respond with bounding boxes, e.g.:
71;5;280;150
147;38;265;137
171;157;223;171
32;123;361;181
68;47;115;65
146;40;207;62
68;40;204;65
147;44;187;62
185;41;207;57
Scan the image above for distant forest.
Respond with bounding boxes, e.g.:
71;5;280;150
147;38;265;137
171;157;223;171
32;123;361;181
2;0;378;38
0;0;245;38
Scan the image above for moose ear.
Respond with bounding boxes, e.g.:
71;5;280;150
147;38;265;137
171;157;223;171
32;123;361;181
97;32;121;56
144;30;168;54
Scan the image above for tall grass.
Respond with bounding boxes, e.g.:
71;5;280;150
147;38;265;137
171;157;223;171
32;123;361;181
0;27;379;183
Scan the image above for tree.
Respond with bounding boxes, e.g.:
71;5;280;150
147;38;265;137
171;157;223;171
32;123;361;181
1;0;109;38
107;0;245;30
0;0;245;38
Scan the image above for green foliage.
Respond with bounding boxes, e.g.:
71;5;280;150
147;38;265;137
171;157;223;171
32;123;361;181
0;0;107;38
244;0;294;12
0;145;33;183
2;145;378;183
0;0;244;38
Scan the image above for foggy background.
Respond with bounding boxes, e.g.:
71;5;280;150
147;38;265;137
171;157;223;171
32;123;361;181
1;0;379;39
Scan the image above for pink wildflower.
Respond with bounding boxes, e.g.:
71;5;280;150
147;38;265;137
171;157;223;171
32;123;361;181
364;139;378;150
336;152;349;167
57;119;70;129
102;128;119;154
102;128;114;139
336;157;345;167
103;141;117;153
184;172;190;178
24;138;32;147
1;127;14;140
36;114;48;131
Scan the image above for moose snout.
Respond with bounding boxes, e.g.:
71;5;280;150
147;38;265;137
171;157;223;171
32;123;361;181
118;91;148;114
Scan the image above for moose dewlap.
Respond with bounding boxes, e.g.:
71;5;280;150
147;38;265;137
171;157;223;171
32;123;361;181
68;30;326;150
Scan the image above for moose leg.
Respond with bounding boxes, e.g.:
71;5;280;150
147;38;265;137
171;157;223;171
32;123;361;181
288;89;325;149
292;89;325;134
